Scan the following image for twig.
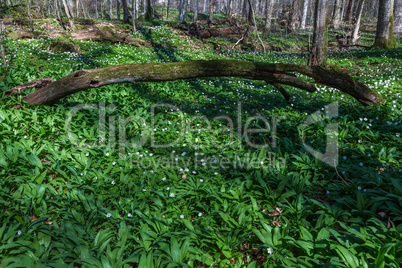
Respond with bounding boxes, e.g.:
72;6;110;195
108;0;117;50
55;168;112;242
249;0;265;52
232;26;249;50
334;159;350;187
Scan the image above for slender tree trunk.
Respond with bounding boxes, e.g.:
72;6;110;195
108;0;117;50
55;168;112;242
209;0;214;21
332;0;343;29
61;0;72;18
122;0;129;22
374;0;397;47
194;0;199;21
345;0;354;22
228;0;232;16
179;0;187;21
167;0;171;19
351;0;365;43
300;0;309;29
95;0;98;18
109;0;113;20
117;0;120;20
133;0;137;31
308;0;328;66
263;0;274;35
288;0;299;32
394;0;402;34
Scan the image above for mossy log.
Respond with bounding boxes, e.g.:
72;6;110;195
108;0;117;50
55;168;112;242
13;60;383;106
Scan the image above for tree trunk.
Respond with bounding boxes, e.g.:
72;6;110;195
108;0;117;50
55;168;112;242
110;0;113;20
179;0;187;21
95;0;98;18
209;0;214;21
288;0;299;32
132;0;137;31
345;0;354;22
351;0;365;43
117;0;120;20
61;0;72;18
122;0;129;22
332;0;343;29
145;0;152;20
167;0;171;19
300;0;309;29
394;0;402;34
11;60;384;106
309;0;328;66
263;0;274;35
193;0;199;22
373;0;397;48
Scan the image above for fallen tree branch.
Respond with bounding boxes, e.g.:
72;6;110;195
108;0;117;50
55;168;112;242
6;60;383;106
232;27;249;50
269;82;290;101
4;78;53;96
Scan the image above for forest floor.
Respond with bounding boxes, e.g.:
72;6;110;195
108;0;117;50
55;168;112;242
0;6;401;267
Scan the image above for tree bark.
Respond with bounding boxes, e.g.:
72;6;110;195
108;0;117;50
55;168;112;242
109;0;113;20
308;0;328;66
132;0;137;31
351;0;365;43
13;60;384;106
300;0;309;29
393;0;402;34
145;0;152;20
179;0;188;22
332;0;343;29
117;0;120;20
374;0;397;48
263;0;274;35
122;0;129;22
345;0;354;22
209;0;214;21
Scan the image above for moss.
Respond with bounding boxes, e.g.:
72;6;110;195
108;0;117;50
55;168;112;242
49;39;81;53
373;13;398;48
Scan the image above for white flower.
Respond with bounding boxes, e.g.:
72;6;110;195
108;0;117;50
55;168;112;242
106;213;111;218
267;247;273;255
162;177;166;181
24;135;27;139
397;133;400;137
198;212;203;217
128;213;132;217
112;161;116;165
106;153;109;156
358;139;362;143
111;180;115;185
17;230;22;236
80;173;83;176
94;177;98;180
200;179;204;182
166;187;170;190
170;193;175;197
214;172;218;175
180;214;184;219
